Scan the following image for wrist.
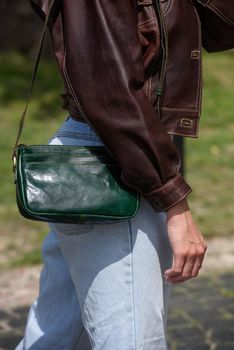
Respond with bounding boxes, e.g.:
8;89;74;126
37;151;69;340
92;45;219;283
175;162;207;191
166;198;189;220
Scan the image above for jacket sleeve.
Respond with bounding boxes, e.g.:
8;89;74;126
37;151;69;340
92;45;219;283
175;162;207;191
30;0;192;212
192;0;234;52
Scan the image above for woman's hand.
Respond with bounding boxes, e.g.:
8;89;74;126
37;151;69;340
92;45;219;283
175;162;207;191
164;198;207;284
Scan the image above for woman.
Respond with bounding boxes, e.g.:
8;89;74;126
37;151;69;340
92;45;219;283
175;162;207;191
16;0;208;349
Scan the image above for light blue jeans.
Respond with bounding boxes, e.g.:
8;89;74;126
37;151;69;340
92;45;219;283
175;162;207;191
16;116;173;350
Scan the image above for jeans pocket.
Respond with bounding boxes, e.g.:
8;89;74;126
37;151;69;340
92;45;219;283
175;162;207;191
50;223;94;236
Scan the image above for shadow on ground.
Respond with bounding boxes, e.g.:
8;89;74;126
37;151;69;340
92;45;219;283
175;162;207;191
0;306;29;350
0;273;233;350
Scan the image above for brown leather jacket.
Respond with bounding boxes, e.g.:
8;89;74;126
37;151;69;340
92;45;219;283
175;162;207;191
29;0;231;212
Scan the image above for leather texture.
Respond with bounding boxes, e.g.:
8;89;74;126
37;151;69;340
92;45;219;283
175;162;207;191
28;0;233;212
61;0;204;138
28;0;192;212
193;0;234;52
16;145;140;223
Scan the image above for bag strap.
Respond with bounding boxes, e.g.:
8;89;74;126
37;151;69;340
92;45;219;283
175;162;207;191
12;0;56;160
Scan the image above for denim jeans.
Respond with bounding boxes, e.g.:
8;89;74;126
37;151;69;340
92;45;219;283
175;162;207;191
16;116;173;350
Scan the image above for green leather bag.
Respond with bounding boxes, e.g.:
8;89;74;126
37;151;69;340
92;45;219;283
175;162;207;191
15;145;140;223
12;0;140;224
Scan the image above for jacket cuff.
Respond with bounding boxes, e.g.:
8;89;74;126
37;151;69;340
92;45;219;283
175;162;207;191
143;174;192;212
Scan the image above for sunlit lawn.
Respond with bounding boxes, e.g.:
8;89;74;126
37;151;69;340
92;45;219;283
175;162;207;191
0;50;233;269
186;51;234;237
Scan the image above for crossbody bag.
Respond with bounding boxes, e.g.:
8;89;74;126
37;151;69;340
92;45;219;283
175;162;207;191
12;0;140;224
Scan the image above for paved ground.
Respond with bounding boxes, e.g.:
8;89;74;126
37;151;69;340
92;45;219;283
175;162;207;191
0;237;234;350
168;272;234;350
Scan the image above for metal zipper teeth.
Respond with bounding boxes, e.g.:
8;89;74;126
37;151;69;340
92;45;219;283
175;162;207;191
21;146;112;158
20;145;105;150
23;153;113;161
23;154;112;160
23;157;116;164
22;161;118;167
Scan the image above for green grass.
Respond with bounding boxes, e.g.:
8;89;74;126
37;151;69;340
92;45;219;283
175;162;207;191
186;50;234;237
0;50;233;268
0;51;65;269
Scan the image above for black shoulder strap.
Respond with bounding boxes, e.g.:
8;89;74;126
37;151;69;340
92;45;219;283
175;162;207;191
12;0;56;157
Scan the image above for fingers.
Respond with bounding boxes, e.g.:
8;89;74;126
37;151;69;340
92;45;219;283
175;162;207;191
165;246;194;283
180;244;197;278
190;240;208;277
164;251;186;278
164;240;207;284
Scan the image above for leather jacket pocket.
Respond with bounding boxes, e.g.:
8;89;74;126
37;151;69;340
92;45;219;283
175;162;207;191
160;0;173;15
137;0;160;73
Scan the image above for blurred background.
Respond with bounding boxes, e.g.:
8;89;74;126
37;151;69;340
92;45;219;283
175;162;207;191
0;2;234;350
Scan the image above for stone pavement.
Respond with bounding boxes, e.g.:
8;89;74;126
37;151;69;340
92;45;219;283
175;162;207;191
167;272;234;350
0;271;233;350
0;236;234;350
